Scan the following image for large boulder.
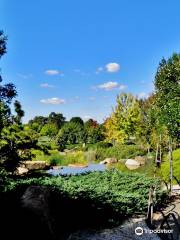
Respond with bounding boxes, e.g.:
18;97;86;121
68;164;88;168
100;158;118;164
22;160;49;170
21;186;55;239
16;166;29;175
68;220;161;240
125;159;140;170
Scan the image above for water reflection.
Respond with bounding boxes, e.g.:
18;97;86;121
47;163;106;176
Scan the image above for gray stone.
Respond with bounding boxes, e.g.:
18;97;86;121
68;220;160;240
21;186;55;238
22;160;49;170
100;158;118;164
125;159;140;170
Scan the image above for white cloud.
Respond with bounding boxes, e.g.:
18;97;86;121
105;62;120;72
40;97;65;104
40;83;54;88
45;69;60;75
96;81;126;91
98;81;118;90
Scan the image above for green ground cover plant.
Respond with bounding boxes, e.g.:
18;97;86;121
2;170;167;216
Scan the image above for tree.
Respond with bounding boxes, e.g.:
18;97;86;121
86;125;104;143
28;116;48;132
40;123;58;138
0;125;38;170
0;31;18;170
154;53;180;190
154;53;180;141
13;100;24;124
0;31;7;57
56;122;84;148
104;93;142;144
70;117;84;126
84;119;104;143
48;112;66;129
84;119;98;128
0;31;36;171
0;31;17;132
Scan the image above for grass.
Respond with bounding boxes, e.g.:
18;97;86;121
107;157;156;177
157;148;180;184
31;149;87;166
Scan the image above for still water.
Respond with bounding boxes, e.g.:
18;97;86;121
47;163;106;176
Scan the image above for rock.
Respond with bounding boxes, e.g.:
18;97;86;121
125;159;140;170
68;164;88;168
51;166;63;170
16;167;29;175
21;186;55;239
22;161;49;170
135;156;146;165
68;220;161;240
125;159;140;166
100;158;118;164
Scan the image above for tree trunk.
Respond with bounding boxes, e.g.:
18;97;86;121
169;137;173;193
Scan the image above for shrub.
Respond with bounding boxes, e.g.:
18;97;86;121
2;170;166;217
90;141;113;149
65;151;87;165
84;150;97;162
94;145;146;161
48;154;66;166
31;149;44;160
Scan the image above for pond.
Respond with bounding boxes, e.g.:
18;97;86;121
47;158;156;177
47;163;106;176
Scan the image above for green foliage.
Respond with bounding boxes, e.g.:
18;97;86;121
48;112;65;129
89;141;113;149
40;123;58;138
3;170;166;216
94;144;146;161
70;117;84;126
104;93;142;144
32;150;87;166
13;100;24;124
155;53;180;140
0;125;38;169
85;125;105;144
84;150;97;162
56;122;84;149
158;148;180;183
64;151;87;165
28;116;48;132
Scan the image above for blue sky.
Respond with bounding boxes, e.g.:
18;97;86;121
1;0;180;123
